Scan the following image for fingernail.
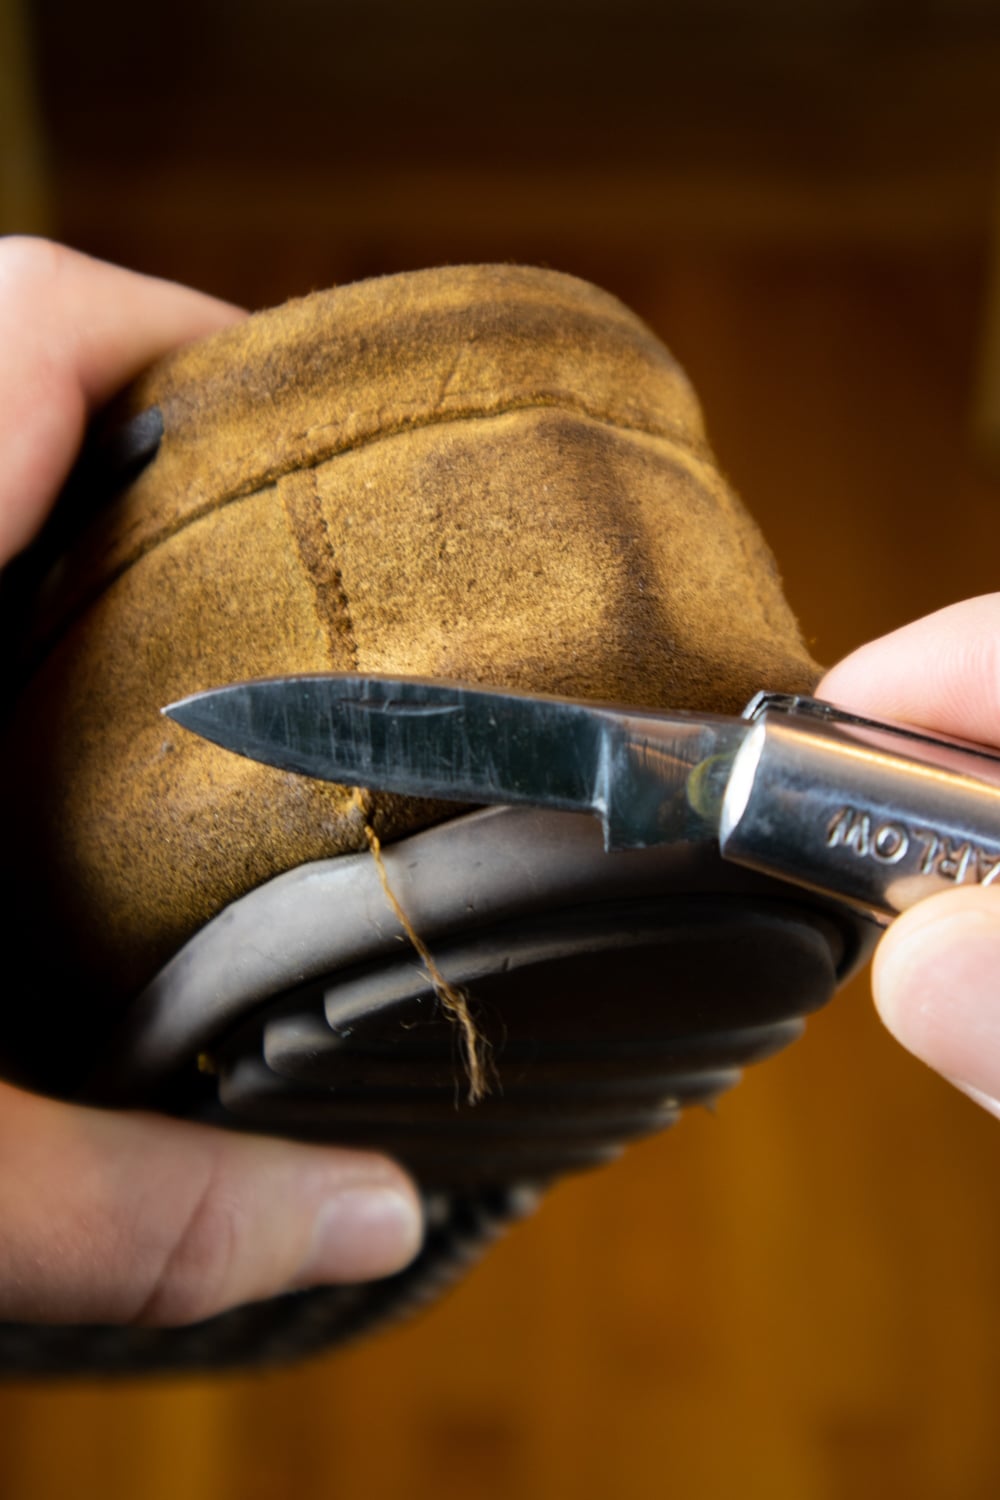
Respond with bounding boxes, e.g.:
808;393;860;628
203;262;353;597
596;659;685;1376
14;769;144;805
294;1187;423;1288
875;896;1000;1099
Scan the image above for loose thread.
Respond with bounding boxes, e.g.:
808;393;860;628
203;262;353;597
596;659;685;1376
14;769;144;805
350;789;492;1104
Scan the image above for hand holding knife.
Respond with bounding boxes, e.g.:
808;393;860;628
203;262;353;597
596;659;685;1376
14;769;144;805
164;676;1000;925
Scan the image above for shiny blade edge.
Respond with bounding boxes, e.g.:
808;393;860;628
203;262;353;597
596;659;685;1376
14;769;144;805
163;675;750;850
163;674;613;815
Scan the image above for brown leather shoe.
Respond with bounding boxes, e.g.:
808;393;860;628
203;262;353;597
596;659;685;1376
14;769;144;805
0;266;874;1373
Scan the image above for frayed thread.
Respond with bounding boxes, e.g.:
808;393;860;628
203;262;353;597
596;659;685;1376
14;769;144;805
350;789;492;1104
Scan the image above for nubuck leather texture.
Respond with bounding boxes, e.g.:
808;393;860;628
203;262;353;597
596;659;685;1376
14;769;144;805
0;266;852;1374
5;264;819;1029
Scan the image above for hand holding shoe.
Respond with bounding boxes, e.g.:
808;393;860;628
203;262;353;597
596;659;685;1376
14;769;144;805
0;238;422;1327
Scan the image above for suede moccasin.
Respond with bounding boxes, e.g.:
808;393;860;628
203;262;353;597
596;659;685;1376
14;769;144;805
0;266;875;1374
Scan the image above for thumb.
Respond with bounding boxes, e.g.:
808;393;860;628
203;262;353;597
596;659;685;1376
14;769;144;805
0;1081;423;1326
872;886;1000;1119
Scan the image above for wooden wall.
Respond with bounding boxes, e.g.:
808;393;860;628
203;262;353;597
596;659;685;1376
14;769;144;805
4;3;1000;1494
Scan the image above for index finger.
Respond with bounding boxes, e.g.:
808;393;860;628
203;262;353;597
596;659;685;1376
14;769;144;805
0;237;243;564
818;594;1000;748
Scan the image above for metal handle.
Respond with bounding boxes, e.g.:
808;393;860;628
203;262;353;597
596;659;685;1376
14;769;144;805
719;695;1000;923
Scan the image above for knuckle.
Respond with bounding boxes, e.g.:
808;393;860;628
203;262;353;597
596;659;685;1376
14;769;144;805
132;1167;241;1328
0;236;69;309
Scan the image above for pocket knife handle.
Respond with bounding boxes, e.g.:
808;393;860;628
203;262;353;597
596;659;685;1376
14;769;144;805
721;694;1000;923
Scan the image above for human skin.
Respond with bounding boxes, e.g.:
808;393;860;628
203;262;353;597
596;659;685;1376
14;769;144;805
0;238;423;1326
820;594;1000;1121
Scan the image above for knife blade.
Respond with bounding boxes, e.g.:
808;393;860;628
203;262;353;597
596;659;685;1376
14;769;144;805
163;675;747;849
164;676;1000;922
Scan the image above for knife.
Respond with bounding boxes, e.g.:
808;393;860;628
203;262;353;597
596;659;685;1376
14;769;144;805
163;676;1000;924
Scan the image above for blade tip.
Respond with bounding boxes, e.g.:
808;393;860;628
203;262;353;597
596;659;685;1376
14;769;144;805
161;691;218;735
161;695;198;726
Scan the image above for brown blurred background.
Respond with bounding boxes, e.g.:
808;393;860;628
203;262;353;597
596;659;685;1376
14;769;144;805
4;1;1000;1495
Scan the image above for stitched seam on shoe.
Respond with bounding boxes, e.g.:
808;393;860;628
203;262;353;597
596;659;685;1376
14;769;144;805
132;401;715;565
29;404;717;669
277;468;360;672
285;393;706;479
